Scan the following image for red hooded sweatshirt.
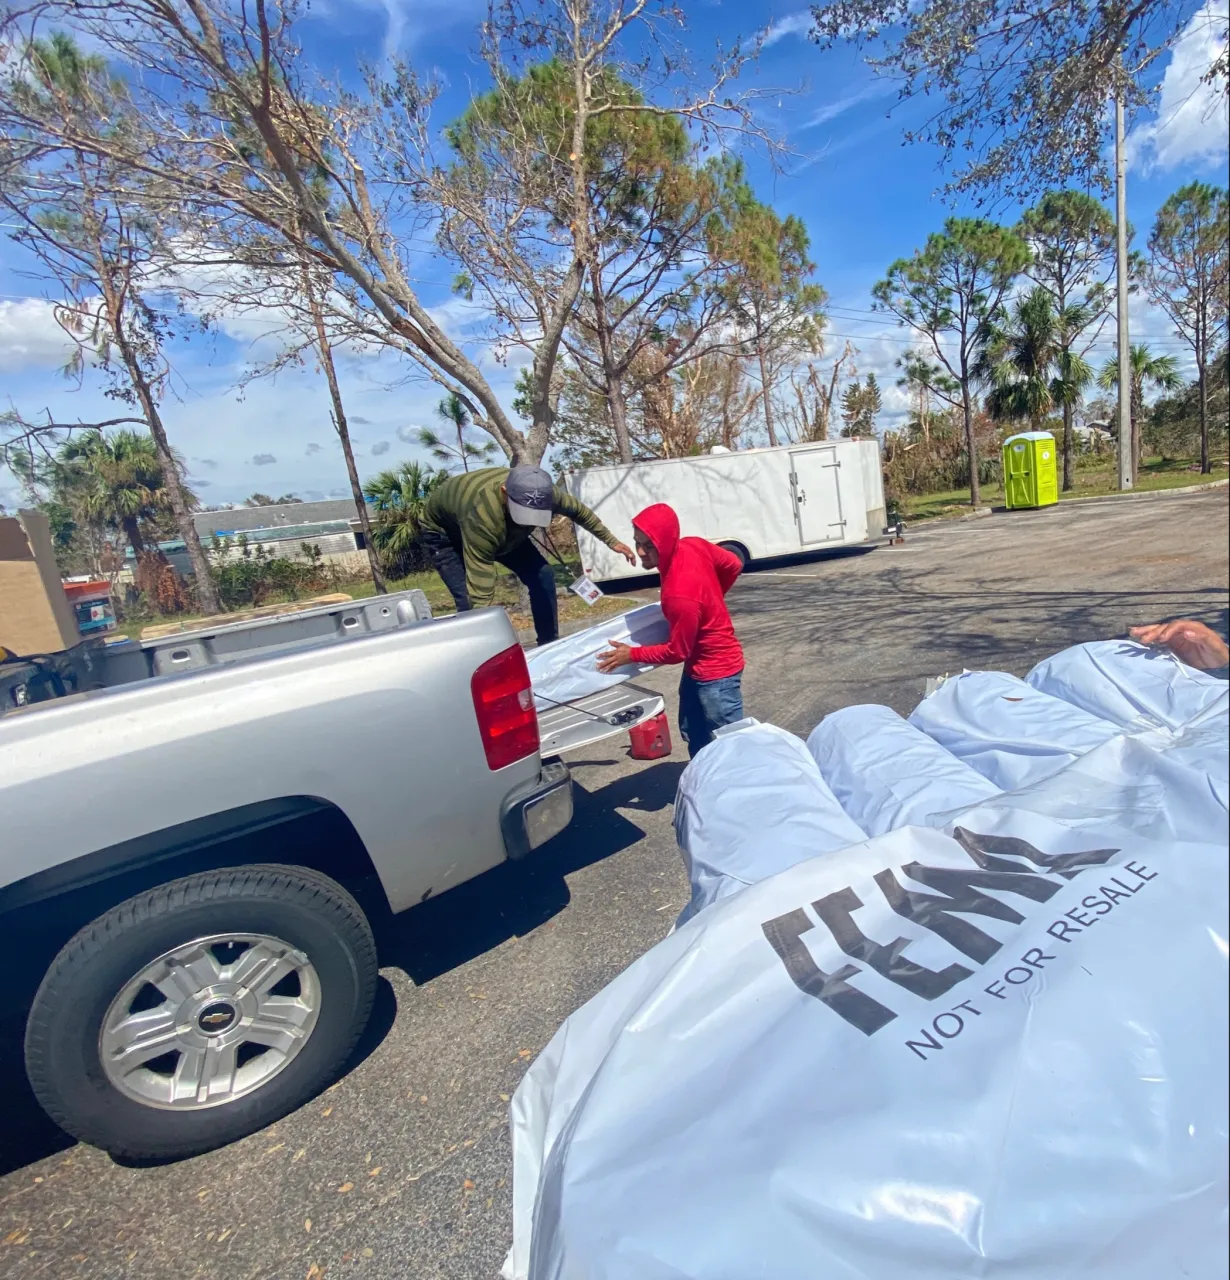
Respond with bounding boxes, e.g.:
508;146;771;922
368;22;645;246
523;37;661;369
627;504;745;681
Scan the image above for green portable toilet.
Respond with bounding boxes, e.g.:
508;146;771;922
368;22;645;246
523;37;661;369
1003;431;1058;509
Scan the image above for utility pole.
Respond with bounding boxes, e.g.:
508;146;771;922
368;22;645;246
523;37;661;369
1114;82;1133;490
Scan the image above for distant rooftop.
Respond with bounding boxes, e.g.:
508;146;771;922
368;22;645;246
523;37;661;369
192;499;365;538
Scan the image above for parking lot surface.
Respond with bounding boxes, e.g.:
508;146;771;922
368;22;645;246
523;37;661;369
2;487;1226;1280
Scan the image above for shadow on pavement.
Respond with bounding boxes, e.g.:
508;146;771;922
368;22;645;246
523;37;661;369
374;759;685;986
597;542;880;594
0;1013;75;1177
740;545;879;574
736;557;1229;677
0;975;403;1177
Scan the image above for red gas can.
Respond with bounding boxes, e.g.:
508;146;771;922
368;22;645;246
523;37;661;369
628;711;672;760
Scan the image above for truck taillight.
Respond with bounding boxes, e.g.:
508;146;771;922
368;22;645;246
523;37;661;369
471;644;539;770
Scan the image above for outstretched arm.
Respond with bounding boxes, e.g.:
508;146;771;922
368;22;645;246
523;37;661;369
551;487;636;564
597;601;702;672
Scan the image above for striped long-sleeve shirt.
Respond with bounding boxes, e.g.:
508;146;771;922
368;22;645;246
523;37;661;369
419;467;619;607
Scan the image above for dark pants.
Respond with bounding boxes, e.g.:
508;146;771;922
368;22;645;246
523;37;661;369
420;530;559;646
678;670;744;758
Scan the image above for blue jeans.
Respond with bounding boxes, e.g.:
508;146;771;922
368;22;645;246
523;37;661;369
678;671;744;758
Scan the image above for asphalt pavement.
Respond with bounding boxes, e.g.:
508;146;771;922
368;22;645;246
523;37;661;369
2;487;1226;1280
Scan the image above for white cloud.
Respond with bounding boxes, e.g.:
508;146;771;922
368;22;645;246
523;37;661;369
317;0;487;59
763;11;813;48
803;79;896;128
165;253;314;354
1129;0;1229;173
0;298;78;373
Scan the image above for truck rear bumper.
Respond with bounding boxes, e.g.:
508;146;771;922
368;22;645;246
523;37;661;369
500;761;573;860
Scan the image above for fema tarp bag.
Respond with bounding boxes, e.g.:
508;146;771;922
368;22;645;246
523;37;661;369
1025;639;1228;731
505;741;1229;1280
908;670;1121;791
672;721;866;927
526;604;669;710
987;725;1228;844
806;704;998;836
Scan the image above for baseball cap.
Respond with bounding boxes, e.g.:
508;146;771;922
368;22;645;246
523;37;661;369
505;465;554;527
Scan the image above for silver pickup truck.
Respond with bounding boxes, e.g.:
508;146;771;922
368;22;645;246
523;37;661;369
0;592;661;1161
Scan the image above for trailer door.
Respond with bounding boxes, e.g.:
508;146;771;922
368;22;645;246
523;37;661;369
789;448;846;545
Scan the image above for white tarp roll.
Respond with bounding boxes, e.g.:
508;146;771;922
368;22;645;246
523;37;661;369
979;726;1229;845
506;740;1229;1280
673;721;867;927
908;670;1122;791
526;603;669;710
1151;710;1230;812
806;704;999;836
1025;639;1228;731
505;647;1229;1280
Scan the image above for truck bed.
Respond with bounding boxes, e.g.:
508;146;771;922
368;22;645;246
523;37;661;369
89;588;435;688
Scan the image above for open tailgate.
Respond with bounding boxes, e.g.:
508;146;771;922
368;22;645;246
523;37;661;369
536;681;664;758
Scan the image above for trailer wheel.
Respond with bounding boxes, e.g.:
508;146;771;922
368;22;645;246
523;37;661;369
24;864;376;1161
718;541;749;568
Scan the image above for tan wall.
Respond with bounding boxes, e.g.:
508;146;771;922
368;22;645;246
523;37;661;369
0;511;81;656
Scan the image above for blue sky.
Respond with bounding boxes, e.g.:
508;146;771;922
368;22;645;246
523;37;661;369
1;0;1227;510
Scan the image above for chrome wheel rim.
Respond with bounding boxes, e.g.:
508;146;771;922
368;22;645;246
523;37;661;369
99;933;321;1111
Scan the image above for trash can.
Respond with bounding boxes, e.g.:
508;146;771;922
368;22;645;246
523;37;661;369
1003;431;1058;509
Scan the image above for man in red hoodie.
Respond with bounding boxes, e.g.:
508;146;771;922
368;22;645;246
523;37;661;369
596;503;746;757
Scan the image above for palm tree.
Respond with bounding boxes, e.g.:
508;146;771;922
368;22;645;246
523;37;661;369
363;461;448;570
55;429;187;559
1098;345;1182;479
980;288;1093;431
415;394;498;473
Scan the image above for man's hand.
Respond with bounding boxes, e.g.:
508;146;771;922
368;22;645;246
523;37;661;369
596;641;635;674
1130;620;1230;671
613;541;637;566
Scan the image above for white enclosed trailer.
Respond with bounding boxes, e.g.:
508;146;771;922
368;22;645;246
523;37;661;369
565;437;887;582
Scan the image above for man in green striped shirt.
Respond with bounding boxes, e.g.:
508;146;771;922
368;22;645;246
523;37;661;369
418;465;635;645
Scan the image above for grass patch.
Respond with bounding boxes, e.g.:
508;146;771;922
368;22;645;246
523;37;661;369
347;561;634;633
900;488;999;522
900;455;1226;524
1056;455;1228;499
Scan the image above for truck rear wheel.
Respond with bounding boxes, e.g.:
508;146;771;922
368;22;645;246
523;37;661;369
24;865;377;1161
718;541;749;568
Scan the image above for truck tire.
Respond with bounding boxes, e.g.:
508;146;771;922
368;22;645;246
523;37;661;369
718;541;749;568
24;865;377;1161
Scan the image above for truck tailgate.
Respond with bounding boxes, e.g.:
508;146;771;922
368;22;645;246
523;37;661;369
537;682;664;758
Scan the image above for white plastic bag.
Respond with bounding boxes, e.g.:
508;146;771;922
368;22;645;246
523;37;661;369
1152;710;1230;812
506;647;1229;1280
1025;639;1228;731
908;670;1121;791
806;704;998;836
507;749;1228;1280
673;721;866;927
526;603;668;710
